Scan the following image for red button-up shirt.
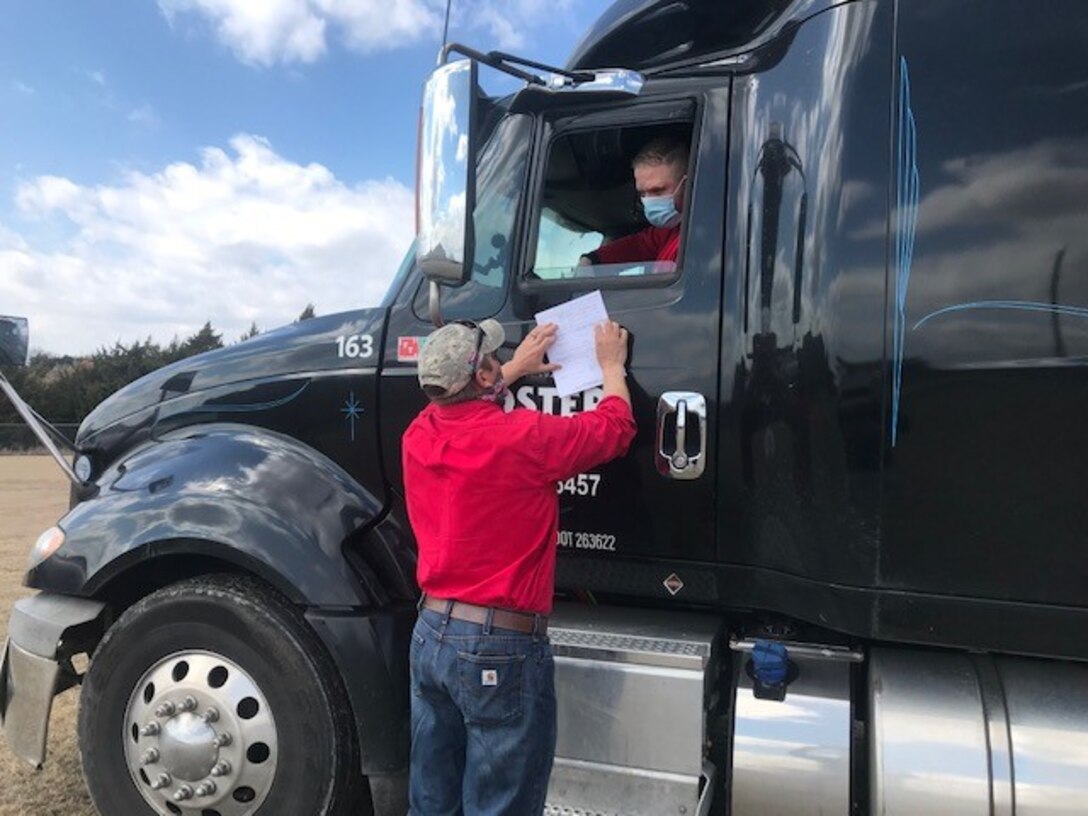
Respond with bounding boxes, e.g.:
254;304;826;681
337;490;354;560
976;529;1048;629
589;225;680;266
402;396;636;614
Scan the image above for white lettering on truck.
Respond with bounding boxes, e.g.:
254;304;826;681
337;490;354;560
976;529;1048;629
558;531;617;551
505;385;604;416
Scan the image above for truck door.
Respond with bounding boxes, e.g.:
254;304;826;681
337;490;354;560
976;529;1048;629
511;88;729;599
381;85;729;602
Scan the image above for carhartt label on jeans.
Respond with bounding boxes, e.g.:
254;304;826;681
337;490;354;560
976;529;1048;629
481;669;498;686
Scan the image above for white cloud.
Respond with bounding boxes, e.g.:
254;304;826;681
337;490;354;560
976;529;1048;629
312;0;438;53
16;176;85;214
158;0;330;66
157;0;433;66
88;70;106;86
156;0;580;66
1;135;414;354
127;103;160;128
11;80;35;96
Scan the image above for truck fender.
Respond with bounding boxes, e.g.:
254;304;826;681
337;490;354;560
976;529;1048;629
22;426;417;775
28;425;384;607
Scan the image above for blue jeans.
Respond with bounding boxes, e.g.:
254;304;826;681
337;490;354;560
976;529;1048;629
409;607;557;816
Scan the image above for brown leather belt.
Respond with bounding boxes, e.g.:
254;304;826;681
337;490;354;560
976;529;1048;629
421;596;548;635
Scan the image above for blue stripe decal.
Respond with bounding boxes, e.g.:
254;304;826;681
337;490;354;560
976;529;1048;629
914;300;1088;330
198;381;309;413
891;56;920;447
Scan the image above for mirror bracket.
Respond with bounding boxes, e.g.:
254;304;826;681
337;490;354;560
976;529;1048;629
428;281;444;328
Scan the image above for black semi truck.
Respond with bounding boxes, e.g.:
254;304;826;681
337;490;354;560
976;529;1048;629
3;0;1088;813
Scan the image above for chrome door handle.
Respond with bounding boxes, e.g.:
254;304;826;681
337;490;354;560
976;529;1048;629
656;391;707;480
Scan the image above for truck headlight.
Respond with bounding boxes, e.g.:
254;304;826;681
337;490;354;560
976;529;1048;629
29;526;65;568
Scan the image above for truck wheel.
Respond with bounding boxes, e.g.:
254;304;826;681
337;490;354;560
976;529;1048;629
78;575;368;816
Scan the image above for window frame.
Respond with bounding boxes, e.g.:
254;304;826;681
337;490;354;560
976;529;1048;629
517;96;704;295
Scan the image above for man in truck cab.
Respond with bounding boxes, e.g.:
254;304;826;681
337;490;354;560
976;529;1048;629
402;318;636;815
579;136;689;270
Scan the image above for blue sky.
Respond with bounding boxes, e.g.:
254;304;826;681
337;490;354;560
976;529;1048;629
1;0;612;354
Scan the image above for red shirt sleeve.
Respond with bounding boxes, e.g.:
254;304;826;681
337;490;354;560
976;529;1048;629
590;227;676;265
532;396;637;483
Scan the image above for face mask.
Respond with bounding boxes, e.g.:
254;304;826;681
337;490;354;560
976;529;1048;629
641;194;681;228
479;371;508;405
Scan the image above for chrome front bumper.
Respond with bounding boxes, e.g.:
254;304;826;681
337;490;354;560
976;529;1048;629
0;593;105;768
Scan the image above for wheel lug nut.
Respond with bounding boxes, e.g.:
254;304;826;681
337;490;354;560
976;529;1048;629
211;760;232;777
214;732;232;747
173;785;193;802
141;748;160;765
155;701;176;718
195;780;217;796
202;707;220;723
150;772;172;790
140;722;161;737
178;695;198;713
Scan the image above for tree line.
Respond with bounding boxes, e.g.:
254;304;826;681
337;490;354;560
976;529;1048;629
0;306;316;428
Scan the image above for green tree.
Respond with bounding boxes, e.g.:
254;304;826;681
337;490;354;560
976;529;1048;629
0;321;229;429
177;322;223;357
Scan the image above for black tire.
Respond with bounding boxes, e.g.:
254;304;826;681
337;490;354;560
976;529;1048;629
78;574;369;816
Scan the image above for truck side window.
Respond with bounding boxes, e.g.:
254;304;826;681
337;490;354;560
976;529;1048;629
413;113;534;321
528;123;694;285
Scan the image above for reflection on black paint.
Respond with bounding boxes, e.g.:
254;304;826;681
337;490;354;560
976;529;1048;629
884;0;1088;607
32;427;404;605
746;124;809;335
1051;247;1068;358
724;1;889;587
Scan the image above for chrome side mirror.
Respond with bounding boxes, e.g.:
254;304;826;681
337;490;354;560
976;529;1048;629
416;58;479;287
0;316;29;367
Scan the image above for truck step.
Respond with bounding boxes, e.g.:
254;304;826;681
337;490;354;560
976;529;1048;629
544;806;610;816
546;603;721;816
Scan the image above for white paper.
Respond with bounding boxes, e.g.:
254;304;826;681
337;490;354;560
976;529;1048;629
535;290;609;398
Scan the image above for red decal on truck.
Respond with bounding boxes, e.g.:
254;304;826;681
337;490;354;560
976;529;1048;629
397;337;421;362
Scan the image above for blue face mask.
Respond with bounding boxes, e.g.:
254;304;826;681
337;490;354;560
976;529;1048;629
641;194;681;228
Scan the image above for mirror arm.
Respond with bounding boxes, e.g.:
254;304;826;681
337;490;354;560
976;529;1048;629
439;42;545;86
26;402;79;455
0;371;82;486
484;51;595;84
428;281;445;328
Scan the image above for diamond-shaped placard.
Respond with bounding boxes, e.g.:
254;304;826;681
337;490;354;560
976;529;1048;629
663;572;684;596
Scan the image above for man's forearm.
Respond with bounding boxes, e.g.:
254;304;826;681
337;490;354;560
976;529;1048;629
601;363;630;406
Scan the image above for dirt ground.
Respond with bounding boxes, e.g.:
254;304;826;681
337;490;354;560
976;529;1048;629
0;456;95;815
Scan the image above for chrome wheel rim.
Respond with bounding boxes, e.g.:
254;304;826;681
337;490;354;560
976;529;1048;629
123;650;278;814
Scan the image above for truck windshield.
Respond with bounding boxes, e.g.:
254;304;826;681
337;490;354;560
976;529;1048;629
414;112;534;321
381;241;417;308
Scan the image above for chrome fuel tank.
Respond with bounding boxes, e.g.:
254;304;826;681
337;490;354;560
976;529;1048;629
730;640;859;816
870;648;1088;815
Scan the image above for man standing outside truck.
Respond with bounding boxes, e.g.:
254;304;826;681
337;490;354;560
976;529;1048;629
402;318;636;814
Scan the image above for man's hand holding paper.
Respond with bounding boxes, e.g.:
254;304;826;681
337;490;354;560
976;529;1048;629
535;291;614;398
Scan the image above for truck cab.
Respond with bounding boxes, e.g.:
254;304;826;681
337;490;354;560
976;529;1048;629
3;1;1088;814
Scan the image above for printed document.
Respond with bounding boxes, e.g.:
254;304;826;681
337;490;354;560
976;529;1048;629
535;290;609;397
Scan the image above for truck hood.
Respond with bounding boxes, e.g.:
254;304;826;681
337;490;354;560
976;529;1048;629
78;308;389;445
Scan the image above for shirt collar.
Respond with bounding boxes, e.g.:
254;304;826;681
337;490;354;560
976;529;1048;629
432;398;502;418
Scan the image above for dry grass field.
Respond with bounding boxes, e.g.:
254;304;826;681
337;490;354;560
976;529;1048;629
0;456;95;815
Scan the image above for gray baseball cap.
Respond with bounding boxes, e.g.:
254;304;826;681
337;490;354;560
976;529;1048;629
418;319;505;398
